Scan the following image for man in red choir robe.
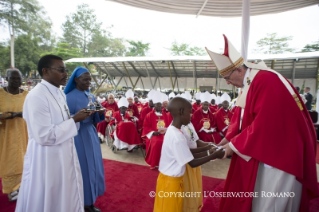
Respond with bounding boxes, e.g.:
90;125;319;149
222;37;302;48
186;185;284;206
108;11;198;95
112;97;141;152
191;91;222;144
209;98;218;113
161;93;173;124
134;96;143;114
142;91;169;169
192;92;201;111
215;100;232;137
206;34;318;212
125;92;139;119
96;94;119;142
138;100;154;132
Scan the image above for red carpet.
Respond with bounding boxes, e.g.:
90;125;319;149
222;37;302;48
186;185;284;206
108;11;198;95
316;142;319;164
1;159;319;212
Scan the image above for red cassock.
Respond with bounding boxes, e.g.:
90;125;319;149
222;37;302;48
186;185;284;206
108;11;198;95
209;104;218;113
215;108;233;137
220;71;319;212
143;102;149;108
138;107;153;132
161;108;173;125
191;109;222;144
111;111;141;145
127;104;139;118
134;102;143;114
142;111;169;168
96;101;119;138
192;102;201;111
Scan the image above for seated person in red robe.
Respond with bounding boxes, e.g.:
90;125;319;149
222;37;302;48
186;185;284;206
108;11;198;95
142;91;169;169
134;96;143;114
191;91;222;144
96;93;119;142
111;97;141;152
215;100;233;137
138;95;155;133
125;89;139;119
209;98;218;114
192;92;201;111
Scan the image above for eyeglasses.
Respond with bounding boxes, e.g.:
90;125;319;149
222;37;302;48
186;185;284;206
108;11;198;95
47;67;69;73
223;69;236;81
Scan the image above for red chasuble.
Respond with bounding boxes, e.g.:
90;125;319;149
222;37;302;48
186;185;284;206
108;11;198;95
209;104;218;113
138;107;153;131
215;108;233;137
112;111;141;145
192;102;201;111
134;102;143;114
96;101;119;138
219;71;319;212
143;102;149;108
191;109;222;144
127;104;139;118
142;111;169;168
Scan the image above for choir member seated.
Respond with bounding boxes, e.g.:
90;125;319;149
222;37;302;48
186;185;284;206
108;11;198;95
191;91;222;144
215;93;233;137
111;97;141;152
134;96;143;114
142;91;170;169
96;93;119;143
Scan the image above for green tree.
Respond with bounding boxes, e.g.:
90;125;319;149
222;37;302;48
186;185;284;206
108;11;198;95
0;42;10;76
254;33;295;54
300;40;319;52
42;43;83;73
61;3;103;55
87;31;126;57
13;34;41;76
168;41;205;56
0;0;53;67
126;40;150;56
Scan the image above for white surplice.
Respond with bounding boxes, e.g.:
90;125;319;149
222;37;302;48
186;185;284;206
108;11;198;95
15;80;84;212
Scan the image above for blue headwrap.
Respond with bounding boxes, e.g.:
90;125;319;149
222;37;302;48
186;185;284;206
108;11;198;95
64;66;90;94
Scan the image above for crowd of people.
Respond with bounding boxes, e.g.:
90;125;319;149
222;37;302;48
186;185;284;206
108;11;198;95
0;34;318;212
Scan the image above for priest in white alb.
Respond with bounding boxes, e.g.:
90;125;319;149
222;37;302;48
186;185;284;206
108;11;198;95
15;55;90;212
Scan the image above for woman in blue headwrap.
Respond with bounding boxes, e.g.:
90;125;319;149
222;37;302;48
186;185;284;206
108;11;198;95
65;67;105;212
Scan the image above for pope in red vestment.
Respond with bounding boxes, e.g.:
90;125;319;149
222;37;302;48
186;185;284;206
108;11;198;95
215;101;232;137
96;95;119;141
191;102;222;144
219;70;319;212
142;108;169;169
206;34;319;212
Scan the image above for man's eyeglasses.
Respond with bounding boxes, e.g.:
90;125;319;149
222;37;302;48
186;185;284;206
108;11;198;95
47;67;68;73
223;69;236;81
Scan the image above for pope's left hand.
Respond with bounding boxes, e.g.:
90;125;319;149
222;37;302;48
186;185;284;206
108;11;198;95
222;143;233;159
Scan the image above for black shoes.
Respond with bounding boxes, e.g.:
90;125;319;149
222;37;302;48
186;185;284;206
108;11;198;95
85;205;101;212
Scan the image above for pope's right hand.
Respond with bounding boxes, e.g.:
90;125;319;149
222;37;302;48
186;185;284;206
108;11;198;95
218;138;229;146
73;109;91;123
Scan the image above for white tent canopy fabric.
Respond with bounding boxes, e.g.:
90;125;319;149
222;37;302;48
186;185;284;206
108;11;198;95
104;0;319;17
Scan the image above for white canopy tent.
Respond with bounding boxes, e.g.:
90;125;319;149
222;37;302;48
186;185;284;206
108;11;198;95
66;52;319;93
105;0;319;61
